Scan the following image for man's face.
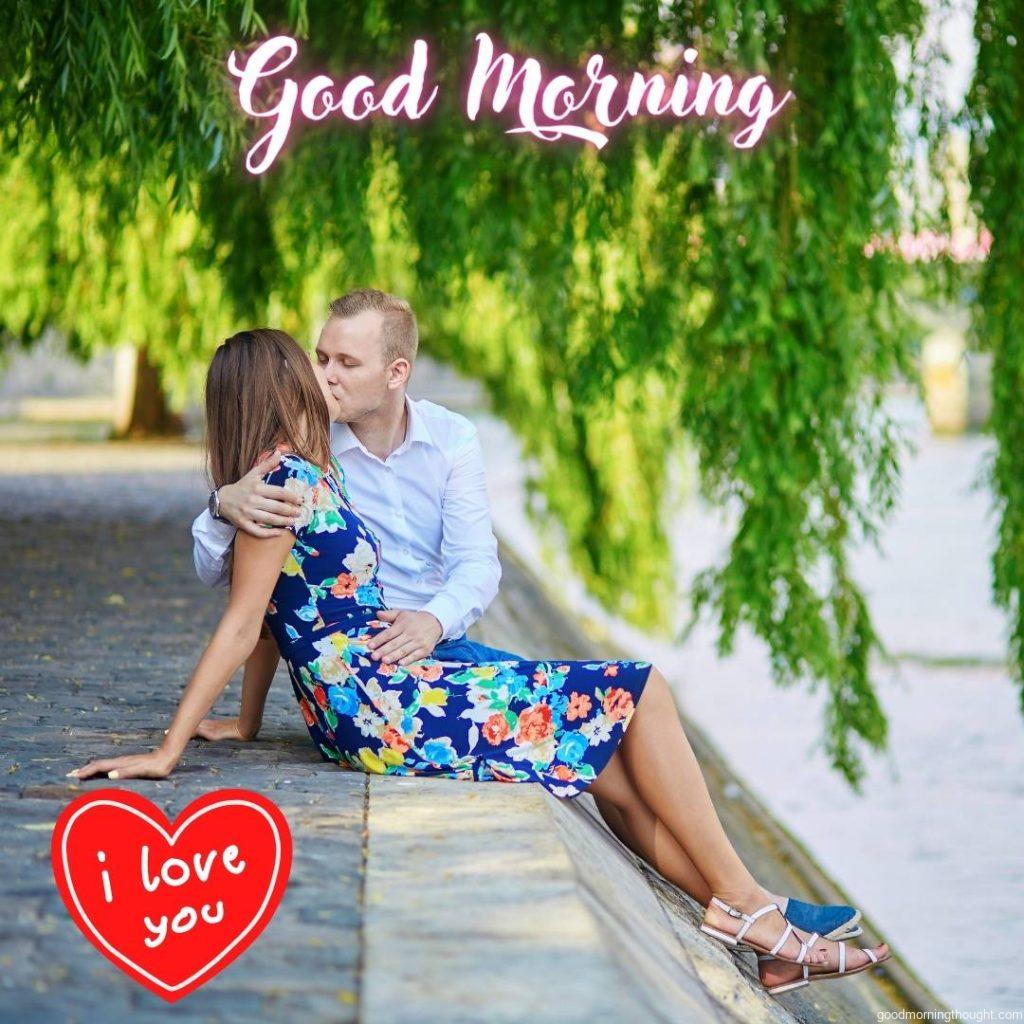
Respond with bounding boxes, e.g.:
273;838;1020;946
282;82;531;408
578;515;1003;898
315;311;393;423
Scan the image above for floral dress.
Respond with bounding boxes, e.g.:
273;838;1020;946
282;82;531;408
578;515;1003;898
261;452;653;799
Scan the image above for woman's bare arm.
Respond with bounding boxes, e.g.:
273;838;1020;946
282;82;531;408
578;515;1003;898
192;628;281;742
68;529;295;780
238;629;281;739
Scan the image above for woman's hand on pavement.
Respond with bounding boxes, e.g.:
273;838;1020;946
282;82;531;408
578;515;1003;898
188;717;258;742
66;748;177;781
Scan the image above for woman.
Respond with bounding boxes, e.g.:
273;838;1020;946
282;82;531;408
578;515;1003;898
69;329;890;996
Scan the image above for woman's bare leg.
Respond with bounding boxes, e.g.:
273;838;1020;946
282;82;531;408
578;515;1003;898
590;668;760;897
588;668;887;971
591;756;712;905
596;793;806;914
594;790;810;989
594;751;791;911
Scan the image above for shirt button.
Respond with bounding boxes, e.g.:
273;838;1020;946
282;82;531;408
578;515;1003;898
403;547;411;555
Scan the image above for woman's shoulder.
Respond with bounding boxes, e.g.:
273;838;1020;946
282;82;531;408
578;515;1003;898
259;448;326;488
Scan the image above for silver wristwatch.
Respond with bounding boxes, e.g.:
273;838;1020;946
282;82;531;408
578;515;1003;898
208;487;228;523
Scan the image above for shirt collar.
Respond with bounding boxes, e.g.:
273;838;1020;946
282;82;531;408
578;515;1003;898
330;420;361;454
330;396;434;460
403;396;434;449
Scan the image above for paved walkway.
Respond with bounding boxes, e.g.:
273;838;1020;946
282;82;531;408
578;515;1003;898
0;441;938;1021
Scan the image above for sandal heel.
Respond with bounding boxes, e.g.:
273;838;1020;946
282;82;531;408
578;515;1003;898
700;924;739;946
766;978;810;995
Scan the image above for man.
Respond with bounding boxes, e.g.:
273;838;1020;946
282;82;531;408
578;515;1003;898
191;287;520;666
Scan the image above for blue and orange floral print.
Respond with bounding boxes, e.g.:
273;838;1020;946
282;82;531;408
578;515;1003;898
260;452;653;798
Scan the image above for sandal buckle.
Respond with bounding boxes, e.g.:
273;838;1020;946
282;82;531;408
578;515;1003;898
712;897;746;920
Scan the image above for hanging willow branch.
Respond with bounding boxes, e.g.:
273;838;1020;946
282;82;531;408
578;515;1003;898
2;1;308;203
663;0;928;785
964;1;1024;711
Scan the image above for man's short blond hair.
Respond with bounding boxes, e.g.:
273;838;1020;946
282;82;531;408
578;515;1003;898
328;288;419;366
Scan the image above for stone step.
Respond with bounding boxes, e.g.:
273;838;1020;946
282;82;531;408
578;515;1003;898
359;769;887;1024
362;779;644;1023
425;539;946;1022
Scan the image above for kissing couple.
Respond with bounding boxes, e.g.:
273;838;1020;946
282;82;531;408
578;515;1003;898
69;288;891;996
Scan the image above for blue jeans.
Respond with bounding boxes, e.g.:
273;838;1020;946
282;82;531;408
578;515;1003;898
432;634;524;662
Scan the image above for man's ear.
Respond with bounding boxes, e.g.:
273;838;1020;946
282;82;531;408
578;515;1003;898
388;358;412;389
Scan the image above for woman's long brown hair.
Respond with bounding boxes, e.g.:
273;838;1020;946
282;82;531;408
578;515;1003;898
205;328;333;488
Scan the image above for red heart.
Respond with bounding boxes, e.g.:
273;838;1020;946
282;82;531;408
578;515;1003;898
51;787;293;1002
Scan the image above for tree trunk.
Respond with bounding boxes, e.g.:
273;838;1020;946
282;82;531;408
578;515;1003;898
112;345;184;438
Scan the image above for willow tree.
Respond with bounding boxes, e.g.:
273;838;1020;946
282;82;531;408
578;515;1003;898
965;2;1024;711
0;1;305;430
3;0;981;786
0;147;270;415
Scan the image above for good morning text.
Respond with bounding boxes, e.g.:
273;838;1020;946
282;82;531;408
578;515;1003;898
227;31;795;174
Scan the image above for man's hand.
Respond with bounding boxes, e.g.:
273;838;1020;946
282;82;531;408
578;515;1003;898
367;610;443;666
217;450;303;538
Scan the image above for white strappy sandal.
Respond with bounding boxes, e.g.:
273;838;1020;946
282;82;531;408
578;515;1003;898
756;955;811;995
700;896;821;966
757;941;890;996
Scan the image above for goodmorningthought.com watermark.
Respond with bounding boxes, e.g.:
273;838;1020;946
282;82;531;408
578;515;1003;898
878;1011;1024;1022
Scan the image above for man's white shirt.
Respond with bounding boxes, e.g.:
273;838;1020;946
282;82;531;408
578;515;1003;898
191;396;501;641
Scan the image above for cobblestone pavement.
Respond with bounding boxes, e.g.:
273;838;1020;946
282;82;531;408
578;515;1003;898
2;451;366;1023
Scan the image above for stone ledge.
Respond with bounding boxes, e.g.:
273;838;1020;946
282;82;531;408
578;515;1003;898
357;766;921;1024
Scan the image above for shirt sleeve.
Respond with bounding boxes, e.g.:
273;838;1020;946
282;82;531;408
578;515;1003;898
420;427;502;641
191;507;237;589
